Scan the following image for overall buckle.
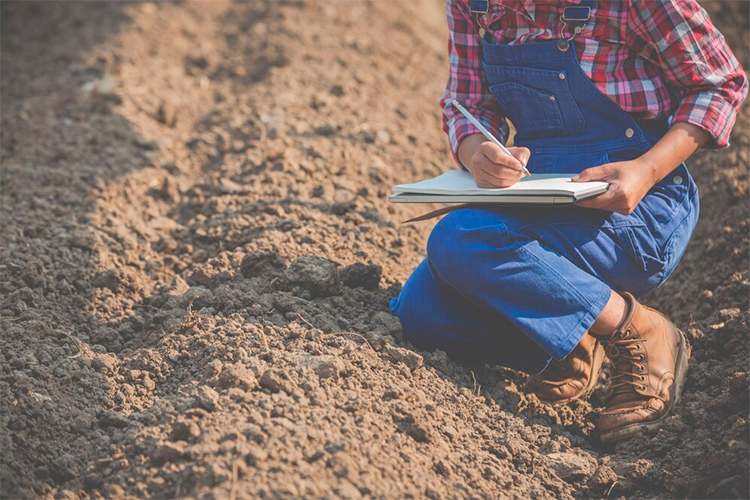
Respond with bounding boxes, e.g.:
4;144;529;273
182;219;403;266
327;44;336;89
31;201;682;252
561;6;591;23
558;5;592;52
469;1;490;38
469;0;489;14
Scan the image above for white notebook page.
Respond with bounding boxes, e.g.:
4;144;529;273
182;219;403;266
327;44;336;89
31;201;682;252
392;170;607;197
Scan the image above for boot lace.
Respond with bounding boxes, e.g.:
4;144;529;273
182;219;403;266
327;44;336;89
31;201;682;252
604;328;652;398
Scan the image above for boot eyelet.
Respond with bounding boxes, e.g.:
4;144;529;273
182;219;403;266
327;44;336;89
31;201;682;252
638;366;645;372
639;354;645;361
639;385;646;391
639;375;646;381
635;343;642;350
626;328;632;335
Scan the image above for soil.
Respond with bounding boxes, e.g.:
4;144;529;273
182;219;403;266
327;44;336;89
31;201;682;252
1;1;748;498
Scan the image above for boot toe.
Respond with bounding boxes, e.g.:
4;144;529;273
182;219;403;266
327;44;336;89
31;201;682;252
525;337;604;404
527;379;586;404
598;398;666;441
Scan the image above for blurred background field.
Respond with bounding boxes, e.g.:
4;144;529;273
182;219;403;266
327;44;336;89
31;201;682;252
1;1;748;498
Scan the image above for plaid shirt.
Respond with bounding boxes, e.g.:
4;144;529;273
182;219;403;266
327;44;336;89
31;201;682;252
441;0;748;162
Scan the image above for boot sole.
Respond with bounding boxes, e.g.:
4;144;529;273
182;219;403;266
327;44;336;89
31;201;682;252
599;328;692;443
536;341;606;405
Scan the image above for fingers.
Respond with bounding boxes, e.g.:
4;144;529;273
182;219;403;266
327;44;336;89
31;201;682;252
575;194;611;210
470;142;532;188
572;169;593;182
473;167;523;187
474;153;524;179
478;142;524;170
471;142;526;188
510;146;530;167
572;164;625;212
575;185;620;211
472;154;523;187
572;164;609;182
474;174;522;188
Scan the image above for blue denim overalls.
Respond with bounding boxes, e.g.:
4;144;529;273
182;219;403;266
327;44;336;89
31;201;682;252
390;3;700;373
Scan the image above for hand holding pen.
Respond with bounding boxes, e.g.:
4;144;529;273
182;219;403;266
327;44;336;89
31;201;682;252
451;99;532;188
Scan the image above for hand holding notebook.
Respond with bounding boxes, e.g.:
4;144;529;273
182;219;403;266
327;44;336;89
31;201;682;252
390;170;609;205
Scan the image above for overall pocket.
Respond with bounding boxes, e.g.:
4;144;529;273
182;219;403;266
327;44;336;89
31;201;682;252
660;201;699;282
484;65;585;138
489;82;563;133
616;225;667;274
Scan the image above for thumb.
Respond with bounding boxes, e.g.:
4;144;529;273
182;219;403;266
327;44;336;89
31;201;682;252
511;147;530;167
572;165;607;182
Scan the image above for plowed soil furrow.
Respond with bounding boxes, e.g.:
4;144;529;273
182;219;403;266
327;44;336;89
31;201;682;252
1;1;748;499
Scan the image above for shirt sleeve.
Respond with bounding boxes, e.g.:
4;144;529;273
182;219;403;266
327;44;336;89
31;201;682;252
440;0;508;167
628;0;748;149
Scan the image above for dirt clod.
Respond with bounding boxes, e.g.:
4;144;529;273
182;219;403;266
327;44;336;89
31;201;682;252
259;368;296;395
546;452;598;483
192;386;220;412
370;311;404;342
151;441;186;466
170;419;201;443
340;262;383;290
282;256;341;297
384;344;424;372
216;363;257;391
240;251;286;278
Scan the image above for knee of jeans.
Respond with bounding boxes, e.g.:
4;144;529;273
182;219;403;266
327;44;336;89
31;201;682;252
391;289;433;345
427;209;507;284
427;212;463;281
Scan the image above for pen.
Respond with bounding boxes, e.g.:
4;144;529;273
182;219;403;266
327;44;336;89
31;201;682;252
450;98;533;178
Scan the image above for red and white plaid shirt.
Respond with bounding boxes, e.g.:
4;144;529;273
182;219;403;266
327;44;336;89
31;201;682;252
441;0;748;161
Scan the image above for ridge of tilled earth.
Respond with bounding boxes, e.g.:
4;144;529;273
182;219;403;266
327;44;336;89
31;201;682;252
1;1;747;499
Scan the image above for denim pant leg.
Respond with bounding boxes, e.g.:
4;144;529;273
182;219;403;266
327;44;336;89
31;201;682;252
390;258;551;374
425;206;660;361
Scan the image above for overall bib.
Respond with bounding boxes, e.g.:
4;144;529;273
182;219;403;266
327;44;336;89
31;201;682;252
390;14;700;373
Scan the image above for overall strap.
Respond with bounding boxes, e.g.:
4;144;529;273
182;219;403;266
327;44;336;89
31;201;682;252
562;0;596;25
469;0;490;38
471;1;597;43
558;0;596;52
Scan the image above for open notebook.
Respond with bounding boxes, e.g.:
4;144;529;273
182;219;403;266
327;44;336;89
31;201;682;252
390;170;608;205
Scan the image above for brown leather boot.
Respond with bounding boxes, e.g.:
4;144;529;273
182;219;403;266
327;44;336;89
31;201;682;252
526;332;605;404
597;292;691;443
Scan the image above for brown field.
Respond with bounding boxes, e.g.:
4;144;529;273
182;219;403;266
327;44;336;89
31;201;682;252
1;1;748;498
